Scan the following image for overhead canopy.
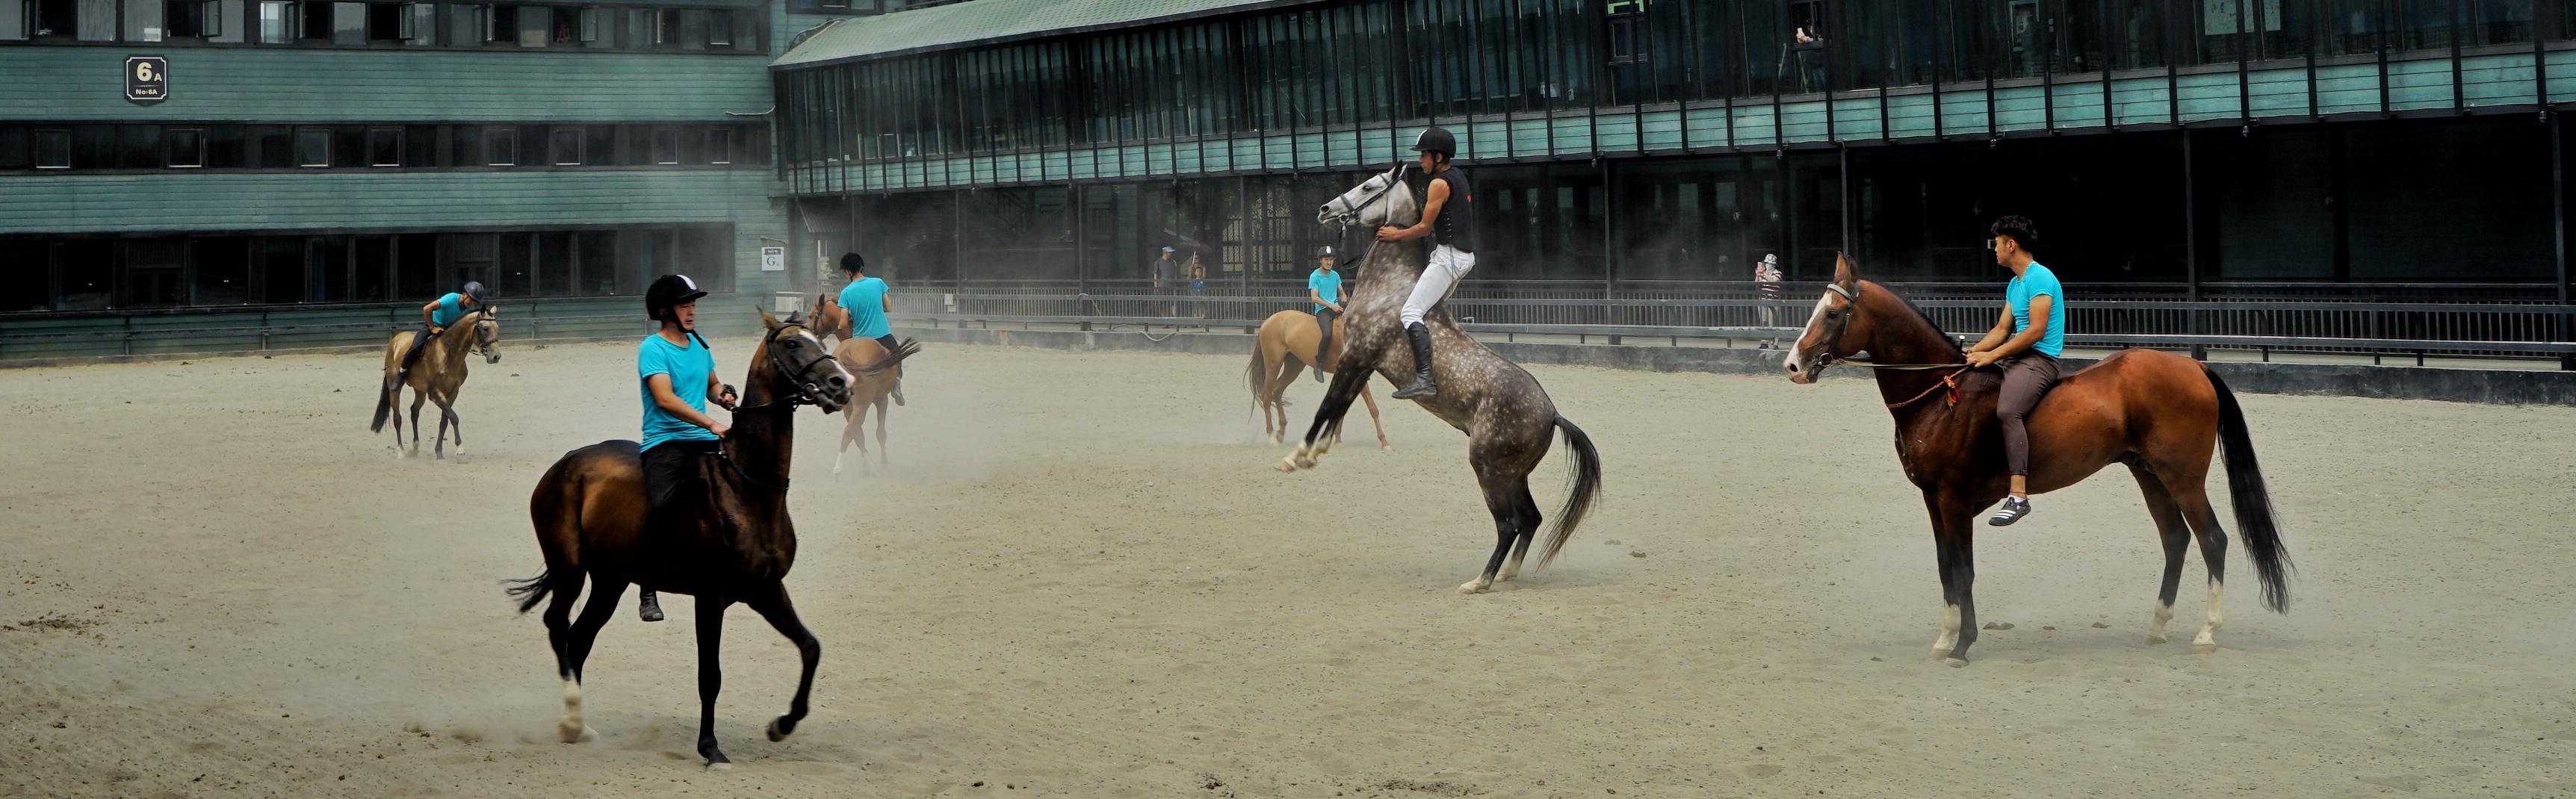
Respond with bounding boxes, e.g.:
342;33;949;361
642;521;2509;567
772;0;1298;69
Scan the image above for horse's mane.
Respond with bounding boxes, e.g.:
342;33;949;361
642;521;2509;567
1868;281;1962;358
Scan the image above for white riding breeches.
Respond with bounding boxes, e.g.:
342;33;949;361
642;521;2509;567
1401;245;1476;327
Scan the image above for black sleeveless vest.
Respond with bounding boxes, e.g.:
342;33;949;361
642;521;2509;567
1431;168;1476;254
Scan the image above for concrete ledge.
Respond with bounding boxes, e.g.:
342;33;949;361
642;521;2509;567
899;325;2576;406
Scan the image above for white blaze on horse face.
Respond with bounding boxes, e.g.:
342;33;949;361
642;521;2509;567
1787;292;1836;381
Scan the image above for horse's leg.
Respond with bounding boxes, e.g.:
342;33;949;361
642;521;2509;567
1496;485;1544;582
2168;478;2232;653
406;388;427;457
1260;355;1294;445
557;578;626;743
873;397;889;467
1460;471;1529;595
442;393;463;457
388;386;406;456
850;401;874;474
834;403;858;476
1279;364;1374;472
432;397;451;460
743;583;823;743
1357;380;1390;451
694;594;732;769
2129;463;2194;646
1923;492;1978;665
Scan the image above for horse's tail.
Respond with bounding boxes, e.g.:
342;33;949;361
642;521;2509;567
504;571;553;615
1533;416;1605;573
852;338;923;376
370;381;396;432
2205;366;2293;613
1244;345;1268;420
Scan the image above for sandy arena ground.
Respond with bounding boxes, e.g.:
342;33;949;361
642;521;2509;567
4;338;2574;798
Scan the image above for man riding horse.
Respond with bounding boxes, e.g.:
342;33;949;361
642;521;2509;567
394;281;489;384
1959;216;2064;526
1376;126;1473;400
632;274;740;623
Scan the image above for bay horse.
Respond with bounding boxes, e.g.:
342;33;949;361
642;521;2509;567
1246;308;1387;450
504;309;858;769
811;291;851;346
368;308;501;459
1784;254;2292;665
1280;166;1605;594
830;334;923;475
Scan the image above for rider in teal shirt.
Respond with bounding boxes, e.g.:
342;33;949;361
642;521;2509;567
1307;246;1345;382
1963;217;2065;527
632;274;736;624
836;252;905;405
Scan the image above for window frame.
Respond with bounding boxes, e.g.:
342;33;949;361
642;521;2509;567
650;126;679;164
365;125;402;167
293;125;329;167
34;127;73;169
166;126;206;167
482;125;518;166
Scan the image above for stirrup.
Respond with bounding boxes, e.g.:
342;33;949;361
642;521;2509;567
1391;375;1438;400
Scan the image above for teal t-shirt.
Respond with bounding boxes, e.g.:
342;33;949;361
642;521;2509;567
637;333;721;452
837;277;892;339
2007;263;2066;358
430;293;468;327
1308;269;1343;313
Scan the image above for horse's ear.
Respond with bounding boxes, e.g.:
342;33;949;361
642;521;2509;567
1833;252;1860;287
758;306;782;330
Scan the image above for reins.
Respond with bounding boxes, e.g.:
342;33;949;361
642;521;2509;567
1815;282;1973;408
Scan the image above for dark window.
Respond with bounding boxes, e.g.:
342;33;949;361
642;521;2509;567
730;7;756;50
402;1;432;43
367;127;400;166
394;234;438;297
622;7;651;46
0;240;52;311
445;1;478;43
120;0;155;41
513;3;547;46
708;9;728;46
674;227;730;291
167;128;205;168
2;0;30;38
71;125;114;170
448;124;481;166
548;125;580;164
583;125;616;164
496;231;533;296
820;0;848;10
123;240;188;309
167;0;218;37
309;235;350;302
576;230;619;294
448;232;494;290
300;0;332;39
483;127;516;165
535;231;573;296
0;127;28;170
331;125;365;167
676;8;705;49
256;236;305;303
353;234;392;302
654;7;675;46
404;124;439;167
578;4;609;47
34;128;72;169
677;127;704;164
651;127;678;164
117;125;163;170
191;237;253;305
363;0;398;40
486;2;513;41
205;125;245;167
58;240;114;311
708;128;734;164
253;125;294;168
295;127;329;167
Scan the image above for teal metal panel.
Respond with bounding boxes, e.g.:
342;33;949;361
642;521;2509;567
2246;69;2309;117
1229;140;1260;175
1777;100;1829;143
1681;107;1728;149
1594;112;1639;152
0;46;772;122
1507;116;1552;157
2462;54;2539;108
1886;94;1937;139
1730;105;1779;148
2387;59;2455;111
1360;130;1399;164
1464;120;1508;161
1295;133;1327;169
2175;72;2244;122
1325;131;1360;166
1175;143;1204;174
1638;109;1685;151
1936;90;1988;137
2549;49;2576;103
0;170;778;234
2108;81;2169;126
1829;97;1883;140
1993;86;2048;131
2051;81;2108;128
2315;64;2385;116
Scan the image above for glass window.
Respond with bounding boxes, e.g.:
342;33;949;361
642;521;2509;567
58;240;113;310
71;125;114;169
484;127;516;165
299;0;330;38
545;125;579;164
309;235;350;302
394;234;439;298
708;9;728;46
496;231;533;297
255;236;303;303
332;125;365;167
164;0;215;38
403;1;432;43
404;124;437;166
448;232;495;290
584;125;615;163
535;231;573;296
730;7;757;50
208;0;243;40
205;125;244;168
34;128;72;169
362;0;397;40
368;127;400;166
0;127;28;170
708;128;734;164
0;0;25;39
449;124;480;164
0;240;48;311
123;240;187;309
445;1;477;44
353;234;392;302
256;0;288;41
678;126;703;164
117;125;161;169
578;5;609;47
191;237;252;305
167;128;205;167
575;230;618;294
72;0;116;40
295;127;329;167
515;2;547;46
251;125;292;168
651;127;678;164
123;0;161;43
655;6;675;45
485;1;511;41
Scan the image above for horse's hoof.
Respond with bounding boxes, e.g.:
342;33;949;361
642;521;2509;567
2193;643;2219;655
766;718;793;742
705;761;733;772
1456;579;1491;595
2145;632;2168;645
1274;458;1298;473
558;723;594;744
1942;656;1971;668
1380;444;1393;453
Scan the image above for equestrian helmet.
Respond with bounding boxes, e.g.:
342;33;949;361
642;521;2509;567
645;274;710;320
459;281;489;305
1315;246;1335;260
1411;126;1458;158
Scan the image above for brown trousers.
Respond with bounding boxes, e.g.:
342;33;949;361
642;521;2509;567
1996;353;2061;476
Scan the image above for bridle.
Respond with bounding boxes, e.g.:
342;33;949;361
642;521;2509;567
727;320;846;414
1320;163;1410;227
1807;282;1972;409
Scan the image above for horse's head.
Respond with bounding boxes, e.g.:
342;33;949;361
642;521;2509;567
755;308;855;413
471;308;502;364
1786;252;1877;385
1318;164;1419;228
812;292;849;339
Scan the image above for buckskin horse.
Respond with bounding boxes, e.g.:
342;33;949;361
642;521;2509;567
1784;254;2292;665
1279;166;1605;594
368;307;501;458
831;334;922;475
505;309;860;769
1246;308;1388;450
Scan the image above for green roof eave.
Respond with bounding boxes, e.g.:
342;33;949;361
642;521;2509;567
770;0;1316;70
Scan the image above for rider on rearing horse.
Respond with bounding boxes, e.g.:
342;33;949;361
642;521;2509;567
1378;126;1474;400
633;274;740;623
1960;216;2066;527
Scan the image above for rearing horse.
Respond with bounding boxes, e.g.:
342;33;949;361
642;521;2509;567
1784;254;2293;665
1279;166;1605;594
369;308;501;459
506;309;857;769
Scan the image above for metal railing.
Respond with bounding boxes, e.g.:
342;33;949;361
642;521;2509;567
0;295;783;362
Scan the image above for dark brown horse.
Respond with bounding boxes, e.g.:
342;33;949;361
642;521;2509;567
1281;166;1605;594
1784;254;2292;665
505;309;858;769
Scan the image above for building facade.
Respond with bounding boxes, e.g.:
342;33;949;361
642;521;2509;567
0;0;889;355
766;0;2576;309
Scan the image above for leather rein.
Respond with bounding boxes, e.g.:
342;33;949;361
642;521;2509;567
1815;283;1972;409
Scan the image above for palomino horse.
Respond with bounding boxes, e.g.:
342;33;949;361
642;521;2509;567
1784;254;2292;665
1281;166;1605;594
369;308;501;458
505;309;859;769
810;291;850;346
830;334;923;475
1246;309;1387;450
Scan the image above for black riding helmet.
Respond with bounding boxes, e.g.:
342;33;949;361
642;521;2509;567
1315;246;1335;260
1411;126;1457;158
459;281;489;305
645;274;710;321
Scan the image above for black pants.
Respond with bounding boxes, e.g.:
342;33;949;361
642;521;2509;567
1996;353;2061;477
1312;308;1337;367
396;324;436;374
643;439;721;538
873;333;900;353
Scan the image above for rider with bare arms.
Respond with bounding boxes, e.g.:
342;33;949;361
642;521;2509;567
633;275;739;622
1377;126;1473;400
1960;216;2064;526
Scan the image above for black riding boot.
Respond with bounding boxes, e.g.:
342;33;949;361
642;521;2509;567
1390;322;1439;400
637;589;664;622
1313;339;1331;382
